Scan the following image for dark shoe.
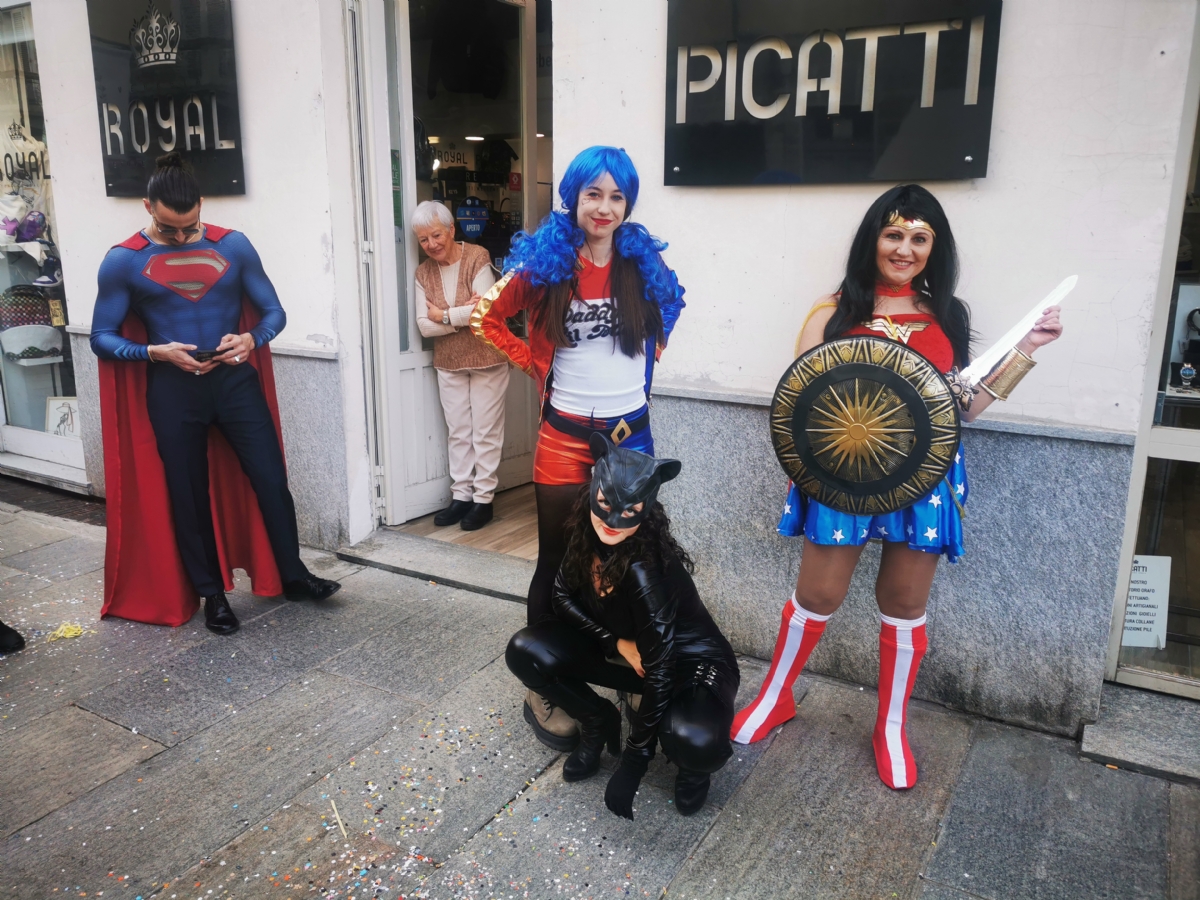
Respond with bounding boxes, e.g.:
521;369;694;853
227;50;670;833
203;593;240;635
434;499;473;526
674;768;711;816
459;502;494;531
524;690;580;752
0;619;25;652
562;699;622;782
284;573;342;602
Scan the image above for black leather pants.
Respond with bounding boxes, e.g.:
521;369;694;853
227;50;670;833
507;621;739;773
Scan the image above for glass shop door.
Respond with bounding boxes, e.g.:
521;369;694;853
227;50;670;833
1108;91;1200;699
379;0;544;525
349;0;547;526
0;6;84;482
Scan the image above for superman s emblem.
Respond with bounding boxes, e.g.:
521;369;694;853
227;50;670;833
142;249;230;302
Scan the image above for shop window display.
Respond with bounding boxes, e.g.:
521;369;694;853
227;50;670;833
0;8;75;439
1120;457;1200;681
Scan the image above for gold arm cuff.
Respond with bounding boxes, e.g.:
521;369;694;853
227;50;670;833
469;270;517;351
979;347;1036;401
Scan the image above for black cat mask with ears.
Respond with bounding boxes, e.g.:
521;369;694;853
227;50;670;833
588;432;682;529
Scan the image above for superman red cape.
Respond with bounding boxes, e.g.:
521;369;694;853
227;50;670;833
98;225;284;626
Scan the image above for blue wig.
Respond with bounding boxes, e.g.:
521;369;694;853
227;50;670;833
503;146;684;319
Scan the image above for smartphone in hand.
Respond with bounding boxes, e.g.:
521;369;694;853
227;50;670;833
193;350;219;362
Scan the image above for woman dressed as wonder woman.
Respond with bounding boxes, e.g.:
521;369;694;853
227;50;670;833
730;184;1063;790
472;147;685;751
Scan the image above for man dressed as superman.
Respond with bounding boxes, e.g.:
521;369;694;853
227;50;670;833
90;152;339;635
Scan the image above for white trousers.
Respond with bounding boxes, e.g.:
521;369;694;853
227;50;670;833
436;363;509;504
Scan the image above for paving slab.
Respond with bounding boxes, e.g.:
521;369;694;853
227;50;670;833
1;535;106;583
339;528;535;603
421;756;721;899
0;569;103;632
0;516;75;558
2;670;419;898
0;614;210;732
0;562;51;604
0;705;162;837
667;680;973;900
1082;683;1200;786
919;885;980;899
925;722;1169;900
172;656;562;896
73;569;430;746
1171;783;1200;900
321;589;525;702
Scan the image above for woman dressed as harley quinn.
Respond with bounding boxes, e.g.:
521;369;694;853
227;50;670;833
473;146;685;751
730;184;1063;789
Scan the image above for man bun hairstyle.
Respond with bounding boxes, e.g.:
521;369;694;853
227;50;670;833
147;151;201;214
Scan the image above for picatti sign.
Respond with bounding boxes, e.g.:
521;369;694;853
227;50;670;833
665;0;1002;186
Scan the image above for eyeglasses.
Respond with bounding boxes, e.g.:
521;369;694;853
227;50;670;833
153;217;201;238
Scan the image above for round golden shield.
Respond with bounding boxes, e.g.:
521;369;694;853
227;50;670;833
770;336;961;516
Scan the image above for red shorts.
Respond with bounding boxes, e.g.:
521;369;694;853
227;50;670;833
532;407;656;485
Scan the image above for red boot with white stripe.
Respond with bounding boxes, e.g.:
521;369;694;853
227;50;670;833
730;595;831;744
873;612;928;790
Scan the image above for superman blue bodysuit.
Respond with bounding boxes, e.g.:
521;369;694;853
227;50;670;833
90;228;285;360
90;225;311;615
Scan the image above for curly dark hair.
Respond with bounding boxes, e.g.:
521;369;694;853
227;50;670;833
560;493;694;598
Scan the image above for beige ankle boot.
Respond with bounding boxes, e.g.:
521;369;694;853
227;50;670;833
524;689;579;751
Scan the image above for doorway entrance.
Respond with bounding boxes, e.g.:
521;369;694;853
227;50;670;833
1107;83;1200;699
351;0;550;531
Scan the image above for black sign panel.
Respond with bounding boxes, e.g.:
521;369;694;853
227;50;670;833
86;0;245;197
665;0;1002;186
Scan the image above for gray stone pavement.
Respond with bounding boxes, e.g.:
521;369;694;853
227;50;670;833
0;504;1196;899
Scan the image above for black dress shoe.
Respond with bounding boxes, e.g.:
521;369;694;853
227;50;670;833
0;618;25;653
284;572;342;602
459;502;494;531
434;499;473;526
674;768;711;816
203;593;240;635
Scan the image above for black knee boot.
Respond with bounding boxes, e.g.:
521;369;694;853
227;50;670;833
537;680;622;782
674;769;711;816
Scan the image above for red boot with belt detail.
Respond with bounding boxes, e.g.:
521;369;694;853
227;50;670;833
731;594;830;744
873;612;928;790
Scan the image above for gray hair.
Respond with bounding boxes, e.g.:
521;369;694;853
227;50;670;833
411;200;455;234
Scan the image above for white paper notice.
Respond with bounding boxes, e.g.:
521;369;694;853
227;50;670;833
1122;555;1172;649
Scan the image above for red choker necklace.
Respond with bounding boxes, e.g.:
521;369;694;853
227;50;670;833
876;280;916;297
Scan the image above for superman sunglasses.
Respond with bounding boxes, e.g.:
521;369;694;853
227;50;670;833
152;217;202;238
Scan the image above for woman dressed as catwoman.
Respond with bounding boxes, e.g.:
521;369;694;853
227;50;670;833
506;435;740;819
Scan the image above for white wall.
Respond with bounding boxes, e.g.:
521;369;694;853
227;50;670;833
33;0;374;541
554;0;1199;432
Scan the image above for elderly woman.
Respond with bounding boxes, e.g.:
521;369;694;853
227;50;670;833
413;200;508;530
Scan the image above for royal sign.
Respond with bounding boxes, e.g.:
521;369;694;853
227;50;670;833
86;0;246;197
665;0;1002;186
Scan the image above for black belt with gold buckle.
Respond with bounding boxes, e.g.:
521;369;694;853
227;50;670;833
542;403;650;447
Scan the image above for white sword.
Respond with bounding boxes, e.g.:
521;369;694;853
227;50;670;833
958;275;1076;386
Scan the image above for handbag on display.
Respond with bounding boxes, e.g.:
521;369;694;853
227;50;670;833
0;283;51;329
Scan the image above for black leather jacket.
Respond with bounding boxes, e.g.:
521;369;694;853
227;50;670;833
552;551;736;759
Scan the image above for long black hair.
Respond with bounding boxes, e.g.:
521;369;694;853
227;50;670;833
146;151;200;214
825;184;973;368
560;494;693;598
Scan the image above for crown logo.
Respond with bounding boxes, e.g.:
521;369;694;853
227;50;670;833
130;3;180;69
7;121;23;142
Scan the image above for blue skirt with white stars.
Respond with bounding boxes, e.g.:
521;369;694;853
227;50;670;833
776;443;969;563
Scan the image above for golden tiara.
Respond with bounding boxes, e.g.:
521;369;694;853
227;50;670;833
885;211;936;237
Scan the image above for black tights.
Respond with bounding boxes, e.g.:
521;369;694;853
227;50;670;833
527;482;587;625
